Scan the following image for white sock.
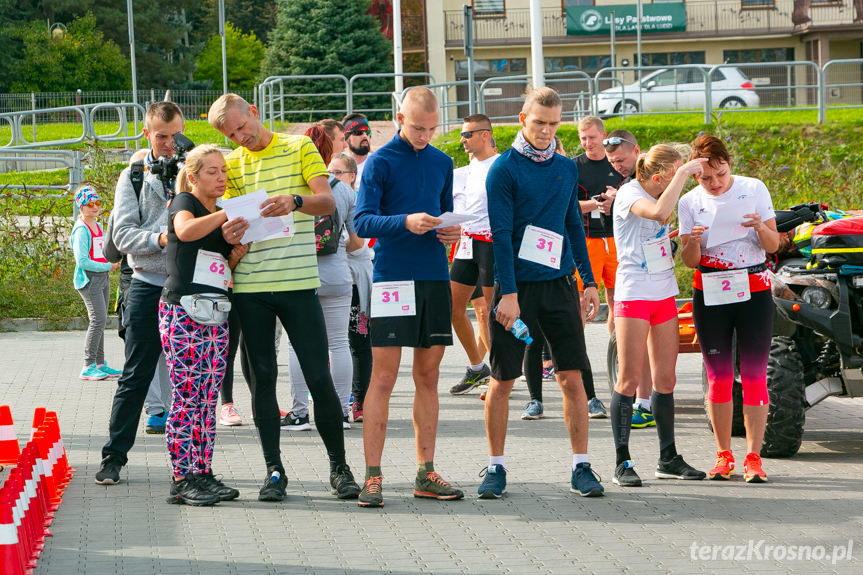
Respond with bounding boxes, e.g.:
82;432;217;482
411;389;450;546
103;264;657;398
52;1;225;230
470;361;486;372
489;455;505;470
635;397;651;412
573;453;589;469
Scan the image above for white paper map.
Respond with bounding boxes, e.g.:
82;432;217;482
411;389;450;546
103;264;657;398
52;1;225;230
222;189;294;244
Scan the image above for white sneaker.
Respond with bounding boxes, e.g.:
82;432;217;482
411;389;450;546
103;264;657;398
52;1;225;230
219;404;243;426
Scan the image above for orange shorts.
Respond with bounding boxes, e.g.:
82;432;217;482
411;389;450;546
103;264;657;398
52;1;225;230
576;236;618;291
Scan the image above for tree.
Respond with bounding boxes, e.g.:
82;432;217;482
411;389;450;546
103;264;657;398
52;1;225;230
9;13;131;92
195;22;264;90
261;0;393;118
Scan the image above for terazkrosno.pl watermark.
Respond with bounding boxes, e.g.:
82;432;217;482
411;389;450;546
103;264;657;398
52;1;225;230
690;540;854;564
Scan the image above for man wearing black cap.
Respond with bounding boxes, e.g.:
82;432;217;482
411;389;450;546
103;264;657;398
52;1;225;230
342;113;373;183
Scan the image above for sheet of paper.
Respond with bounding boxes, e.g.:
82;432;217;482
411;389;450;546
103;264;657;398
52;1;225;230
705;198;757;249
433;212;476;229
222;189;292;244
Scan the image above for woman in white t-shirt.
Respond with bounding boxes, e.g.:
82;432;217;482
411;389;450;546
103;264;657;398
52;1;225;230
610;144;707;488
678;134;780;485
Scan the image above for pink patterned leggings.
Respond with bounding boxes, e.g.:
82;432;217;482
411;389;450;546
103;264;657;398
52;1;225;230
158;300;229;478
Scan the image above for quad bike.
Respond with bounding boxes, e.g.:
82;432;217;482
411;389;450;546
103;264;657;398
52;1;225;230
606;203;863;457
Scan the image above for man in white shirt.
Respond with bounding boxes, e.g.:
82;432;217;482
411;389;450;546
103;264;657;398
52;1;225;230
448;114;500;395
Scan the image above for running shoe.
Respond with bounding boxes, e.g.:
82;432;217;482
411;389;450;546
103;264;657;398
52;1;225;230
351;400;363;422
258;467;288;502
477;465;507;499
80;364;108;381
95;363;122;378
521;399;544;420
613;460;643;487
655;455;706;480
94;457;122;485
343;415;351;430
414;471;464;500
541;365;556;380
631;406;656;428
743;453;768;483
449;364;492;395
571;462;605;497
588;397;608;419
358;475;384;508
194;471;240;501
145;411;167;434
280;413;311;431
167;476;220;507
708;450;735;480
330;464;361;499
218;404;244;426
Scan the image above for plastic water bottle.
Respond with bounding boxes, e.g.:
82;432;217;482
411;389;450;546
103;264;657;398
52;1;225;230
493;306;534;345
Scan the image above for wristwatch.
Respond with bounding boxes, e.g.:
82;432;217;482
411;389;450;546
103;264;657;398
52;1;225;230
583;281;598;289
292;194;304;210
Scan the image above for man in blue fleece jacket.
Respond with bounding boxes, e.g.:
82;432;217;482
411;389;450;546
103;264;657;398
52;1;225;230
477;87;605;499
354;87;464;508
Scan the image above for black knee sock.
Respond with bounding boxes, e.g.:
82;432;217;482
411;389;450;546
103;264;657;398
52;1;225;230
611;391;634;464
652;390;677;461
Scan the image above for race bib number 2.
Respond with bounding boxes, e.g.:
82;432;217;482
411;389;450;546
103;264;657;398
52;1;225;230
518;225;563;269
371;281;416;317
455;236;473;260
702;269;750;306
642;235;673;274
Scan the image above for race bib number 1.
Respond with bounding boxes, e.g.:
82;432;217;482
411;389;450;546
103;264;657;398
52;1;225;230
192;250;231;290
642;235;673;274
702;269;750;306
518;225;563;269
92;236;105;260
455;236;473;260
371;281;416;317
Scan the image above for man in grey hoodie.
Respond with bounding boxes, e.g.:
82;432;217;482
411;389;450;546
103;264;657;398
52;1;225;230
95;101;185;485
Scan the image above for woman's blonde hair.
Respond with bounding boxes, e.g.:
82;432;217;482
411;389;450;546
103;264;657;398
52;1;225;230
635;144;683;184
176;144;225;195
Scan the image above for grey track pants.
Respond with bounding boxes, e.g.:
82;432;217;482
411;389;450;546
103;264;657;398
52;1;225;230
76;271;110;366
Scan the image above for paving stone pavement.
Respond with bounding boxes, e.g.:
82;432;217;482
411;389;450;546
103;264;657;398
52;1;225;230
1;323;861;574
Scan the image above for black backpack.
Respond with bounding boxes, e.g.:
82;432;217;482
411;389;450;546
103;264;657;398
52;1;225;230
314;177;341;257
103;161;145;263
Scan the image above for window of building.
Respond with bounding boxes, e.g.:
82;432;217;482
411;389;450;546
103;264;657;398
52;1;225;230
544;55;607;74
740;0;775;8
723;48;795;63
455;58;527;78
638;51;705;67
473;1;505;16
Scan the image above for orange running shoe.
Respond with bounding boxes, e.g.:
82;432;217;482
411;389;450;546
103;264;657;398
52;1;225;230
708;450;735;480
744;453;768;483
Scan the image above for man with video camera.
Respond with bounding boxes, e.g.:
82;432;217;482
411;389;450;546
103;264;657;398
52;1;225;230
96;101;190;485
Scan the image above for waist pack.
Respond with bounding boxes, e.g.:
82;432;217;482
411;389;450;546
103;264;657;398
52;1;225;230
179;293;231;326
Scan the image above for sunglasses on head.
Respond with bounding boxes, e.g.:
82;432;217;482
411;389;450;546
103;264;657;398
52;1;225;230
460;129;490;139
83;201;101;208
329;169;356;176
602;137;637;148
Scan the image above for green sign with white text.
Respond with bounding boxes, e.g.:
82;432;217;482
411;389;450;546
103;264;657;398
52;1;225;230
566;3;686;36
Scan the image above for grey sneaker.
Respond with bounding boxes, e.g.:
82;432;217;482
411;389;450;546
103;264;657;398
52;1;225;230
613;460;643;487
521;399;543;420
449;364;492;395
587;397;608;419
414;471;464;500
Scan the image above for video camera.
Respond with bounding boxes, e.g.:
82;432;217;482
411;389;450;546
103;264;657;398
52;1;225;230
150;133;196;188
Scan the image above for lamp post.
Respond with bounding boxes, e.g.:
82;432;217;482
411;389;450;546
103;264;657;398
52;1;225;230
219;0;228;94
126;0;139;147
529;0;544;87
393;0;404;94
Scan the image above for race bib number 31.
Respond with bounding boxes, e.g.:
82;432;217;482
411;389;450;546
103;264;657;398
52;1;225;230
371;281;416;317
702;269;750;306
193;250;231;290
518;225;563;269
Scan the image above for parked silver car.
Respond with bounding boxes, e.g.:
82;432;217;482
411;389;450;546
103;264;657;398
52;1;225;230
596;66;760;115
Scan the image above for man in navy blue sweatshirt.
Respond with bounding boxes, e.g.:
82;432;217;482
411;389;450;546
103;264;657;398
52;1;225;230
477;87;605;500
353;87;464;508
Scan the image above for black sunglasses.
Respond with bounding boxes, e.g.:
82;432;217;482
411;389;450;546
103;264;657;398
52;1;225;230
347;128;370;136
460;129;490;139
602;136;637;148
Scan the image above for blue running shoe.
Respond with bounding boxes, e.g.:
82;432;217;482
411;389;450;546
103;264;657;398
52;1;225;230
477;465;506;499
146;411;167;434
631;406;655;428
96;363;122;378
521;399;543;420
571;462;604;497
